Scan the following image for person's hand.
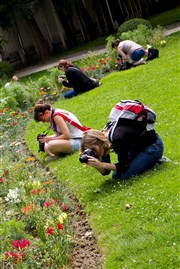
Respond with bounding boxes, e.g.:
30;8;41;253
86;156;102;169
39;136;52;143
58;77;65;83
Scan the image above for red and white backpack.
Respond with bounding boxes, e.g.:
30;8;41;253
105;100;156;131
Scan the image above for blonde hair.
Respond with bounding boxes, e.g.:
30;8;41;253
81;129;111;153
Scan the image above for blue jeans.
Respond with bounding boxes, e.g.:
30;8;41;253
131;49;145;61
112;136;164;180
63;89;76;98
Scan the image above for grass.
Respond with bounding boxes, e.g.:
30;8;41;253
26;32;180;269
149;6;180;27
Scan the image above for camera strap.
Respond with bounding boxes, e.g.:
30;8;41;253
52;112;91;132
42;127;50;136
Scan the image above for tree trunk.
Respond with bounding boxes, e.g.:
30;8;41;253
25;16;51;61
52;0;78;48
75;0;97;41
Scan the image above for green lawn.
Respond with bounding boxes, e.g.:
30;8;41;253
149;7;180;27
26;32;180;269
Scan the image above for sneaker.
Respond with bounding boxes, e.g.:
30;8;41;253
45;156;60;162
91;78;101;86
158;156;171;163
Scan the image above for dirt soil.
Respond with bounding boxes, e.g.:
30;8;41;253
69;197;104;269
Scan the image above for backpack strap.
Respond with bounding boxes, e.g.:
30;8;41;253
52;112;91;132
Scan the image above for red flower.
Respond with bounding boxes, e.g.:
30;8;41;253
12;238;30;249
61;204;67;211
0;177;3;183
56;201;60;205
46;227;53;235
42;201;50;207
57;223;63;230
42;198;54;207
5;250;24;263
30;189;41;195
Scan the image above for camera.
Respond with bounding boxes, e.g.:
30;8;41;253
79;149;98;163
37;134;46;152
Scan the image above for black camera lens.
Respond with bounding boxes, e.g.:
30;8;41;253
79;149;98;163
37;134;46;152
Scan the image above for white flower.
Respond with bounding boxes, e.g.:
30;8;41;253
5;188;20;203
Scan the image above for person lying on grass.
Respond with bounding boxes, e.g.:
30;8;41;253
34;101;83;159
80;120;164;180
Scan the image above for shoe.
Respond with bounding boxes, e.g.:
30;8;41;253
92;78;101;86
45;156;60;162
158;156;171;163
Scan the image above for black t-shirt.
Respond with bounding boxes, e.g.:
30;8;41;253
102;118;157;176
63;67;97;93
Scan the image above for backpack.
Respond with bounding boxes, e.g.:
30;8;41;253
146;47;159;61
105;100;156;131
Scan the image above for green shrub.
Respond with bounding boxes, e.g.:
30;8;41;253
0;83;39;111
117;18;152;37
0;61;13;79
119;24;166;48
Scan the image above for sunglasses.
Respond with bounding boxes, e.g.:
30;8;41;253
41;111;47;121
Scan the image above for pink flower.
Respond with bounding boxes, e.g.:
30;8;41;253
0;177;3;183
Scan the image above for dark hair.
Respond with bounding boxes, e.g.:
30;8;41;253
34;101;51;121
112;39;120;48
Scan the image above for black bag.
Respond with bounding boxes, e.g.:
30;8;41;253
146;47;159;61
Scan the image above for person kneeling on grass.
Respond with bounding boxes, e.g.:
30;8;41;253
112;39;147;67
34;101;83;160
57;59;101;98
79;121;164;180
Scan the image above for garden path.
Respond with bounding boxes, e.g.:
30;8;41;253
15;23;180;78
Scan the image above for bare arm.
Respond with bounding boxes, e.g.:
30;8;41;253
86;156;116;174
52;115;71;140
40;115;70;143
116;48;127;60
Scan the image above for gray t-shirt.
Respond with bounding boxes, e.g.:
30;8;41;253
118;40;143;55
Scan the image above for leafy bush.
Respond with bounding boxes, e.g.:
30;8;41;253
148;25;166;48
120;24;166;48
0;61;13;79
0;83;39;111
117;18;152;37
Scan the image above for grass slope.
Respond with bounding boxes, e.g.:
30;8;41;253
26;32;180;269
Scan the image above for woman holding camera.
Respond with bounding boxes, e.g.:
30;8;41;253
58;59;101;98
34;102;84;159
80;123;164;180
